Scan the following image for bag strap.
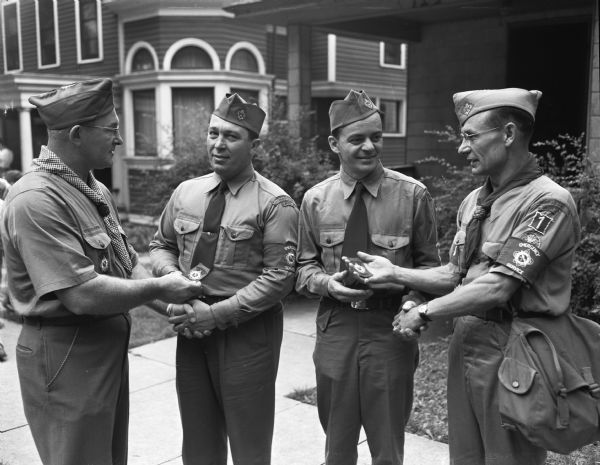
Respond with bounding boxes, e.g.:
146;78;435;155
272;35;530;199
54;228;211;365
522;328;569;429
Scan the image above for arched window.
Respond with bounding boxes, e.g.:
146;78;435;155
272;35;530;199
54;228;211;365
131;48;154;72
171;46;213;69
230;49;258;73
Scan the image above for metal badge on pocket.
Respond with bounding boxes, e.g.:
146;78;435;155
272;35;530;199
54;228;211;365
188;263;210;281
100;254;109;273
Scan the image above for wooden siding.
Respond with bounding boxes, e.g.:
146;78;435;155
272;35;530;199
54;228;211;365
311;30;327;81
5;0;119;76
266;30;287;79
336;35;406;88
124;18;267;71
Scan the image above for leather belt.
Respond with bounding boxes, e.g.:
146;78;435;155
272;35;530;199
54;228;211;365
322;296;403;312
23;313;122;327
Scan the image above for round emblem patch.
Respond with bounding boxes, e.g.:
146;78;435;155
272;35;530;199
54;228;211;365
189;270;203;281
237;109;246;120
100;256;109;273
523;233;541;248
513;249;533;268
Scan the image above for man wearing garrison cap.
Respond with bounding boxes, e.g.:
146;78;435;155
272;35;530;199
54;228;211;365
296;89;439;464
353;88;581;464
150;93;298;464
0;78;203;465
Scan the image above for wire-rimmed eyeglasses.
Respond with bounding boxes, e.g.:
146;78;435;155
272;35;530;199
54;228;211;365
459;126;500;144
81;124;121;136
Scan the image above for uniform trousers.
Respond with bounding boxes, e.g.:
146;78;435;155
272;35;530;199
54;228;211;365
176;305;283;465
448;315;547;465
313;300;418;465
16;313;131;465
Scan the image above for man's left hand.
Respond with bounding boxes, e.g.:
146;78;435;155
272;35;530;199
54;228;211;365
170;298;217;339
393;304;427;340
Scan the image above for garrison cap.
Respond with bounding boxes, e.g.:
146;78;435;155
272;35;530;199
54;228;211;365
329;89;381;132
453;88;542;126
213;93;265;135
28;78;115;130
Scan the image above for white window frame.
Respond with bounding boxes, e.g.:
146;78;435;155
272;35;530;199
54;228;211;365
2;0;23;74
224;41;265;74
124;41;159;74
379;41;407;70
75;0;103;64
35;0;60;69
163;38;220;71
375;96;406;137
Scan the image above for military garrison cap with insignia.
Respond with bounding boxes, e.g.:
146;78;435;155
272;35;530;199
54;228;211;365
28;78;115;130
329;89;381;132
213;93;266;135
452;88;542;126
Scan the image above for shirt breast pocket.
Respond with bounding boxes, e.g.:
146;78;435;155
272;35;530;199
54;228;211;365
319;229;345;273
83;231;111;274
220;225;257;268
371;234;410;264
173;216;201;265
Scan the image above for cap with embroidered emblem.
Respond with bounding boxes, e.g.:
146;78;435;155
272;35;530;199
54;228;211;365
28;78;115;130
452;88;542;126
329;89;381;132
213;93;265;135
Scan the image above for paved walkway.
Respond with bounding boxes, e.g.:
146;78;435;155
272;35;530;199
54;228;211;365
0;298;449;465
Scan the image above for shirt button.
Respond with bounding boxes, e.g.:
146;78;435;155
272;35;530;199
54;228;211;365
512;380;520;388
326;238;331;244
389;241;395;247
231;231;238;238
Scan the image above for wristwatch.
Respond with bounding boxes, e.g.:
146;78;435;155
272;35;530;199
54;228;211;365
417;302;432;322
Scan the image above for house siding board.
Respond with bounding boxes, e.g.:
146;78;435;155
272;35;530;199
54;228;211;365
381;137;406;167
406;17;506;166
266;30;287;78
336;35;406;88
311;30;327;81
125;18;267;71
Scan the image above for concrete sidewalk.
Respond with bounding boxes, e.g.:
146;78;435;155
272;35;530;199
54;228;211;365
0;299;449;465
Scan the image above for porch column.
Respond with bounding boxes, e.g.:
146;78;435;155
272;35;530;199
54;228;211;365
287;24;312;138
19;108;33;172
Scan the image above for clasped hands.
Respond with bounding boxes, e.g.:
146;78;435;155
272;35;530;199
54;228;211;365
167;298;216;339
342;252;427;341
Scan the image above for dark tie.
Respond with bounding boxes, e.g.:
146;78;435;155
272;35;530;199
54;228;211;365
191;181;227;271
341;182;369;270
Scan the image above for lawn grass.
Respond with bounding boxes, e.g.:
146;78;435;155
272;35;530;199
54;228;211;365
128;304;174;348
286;336;600;464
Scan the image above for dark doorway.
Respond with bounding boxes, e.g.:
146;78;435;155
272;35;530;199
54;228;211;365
507;20;591;143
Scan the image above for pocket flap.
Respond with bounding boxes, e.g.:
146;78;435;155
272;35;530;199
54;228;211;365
481;241;503;260
83;232;111;250
498;357;537;395
371;234;409;250
224;226;254;241
174;217;201;235
319;230;344;248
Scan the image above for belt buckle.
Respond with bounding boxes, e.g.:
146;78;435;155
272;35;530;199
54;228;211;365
351;300;369;310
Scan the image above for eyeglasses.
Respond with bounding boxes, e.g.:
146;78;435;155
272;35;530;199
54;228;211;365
81;125;121;136
459;126;500;144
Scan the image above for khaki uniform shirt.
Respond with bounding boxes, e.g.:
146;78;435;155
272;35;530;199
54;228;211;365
149;171;298;328
296;163;440;297
448;175;581;316
0;171;137;317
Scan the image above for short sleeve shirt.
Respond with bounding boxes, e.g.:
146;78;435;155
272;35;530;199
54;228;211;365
448;175;580;316
0;171;137;317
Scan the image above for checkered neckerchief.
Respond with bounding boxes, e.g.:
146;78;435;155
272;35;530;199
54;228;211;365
32;146;133;276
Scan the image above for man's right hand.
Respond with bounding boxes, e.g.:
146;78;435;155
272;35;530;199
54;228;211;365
157;272;203;303
327;271;373;303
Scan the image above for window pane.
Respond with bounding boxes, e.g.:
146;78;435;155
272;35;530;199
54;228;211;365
79;0;99;60
230;88;259;105
132;48;154;72
380;99;400;133
133;90;157;156
39;0;57;65
172;46;212;69
230;49;259;73
172;88;213;153
383;42;402;66
4;3;19;70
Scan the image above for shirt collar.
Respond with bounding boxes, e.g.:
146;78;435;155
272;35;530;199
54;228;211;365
210;170;255;196
339;162;384;199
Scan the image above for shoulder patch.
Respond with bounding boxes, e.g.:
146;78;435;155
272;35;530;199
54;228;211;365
528;210;554;235
272;195;297;208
